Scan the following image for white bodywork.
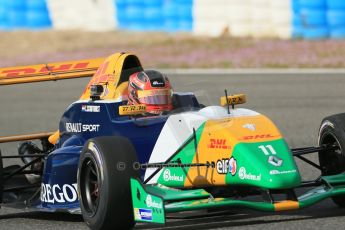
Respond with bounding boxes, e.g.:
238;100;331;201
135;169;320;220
144;106;260;184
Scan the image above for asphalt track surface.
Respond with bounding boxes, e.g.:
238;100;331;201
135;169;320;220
1;71;345;229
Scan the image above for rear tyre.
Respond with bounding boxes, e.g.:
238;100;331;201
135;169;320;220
0;150;3;203
78;136;139;230
318;113;345;207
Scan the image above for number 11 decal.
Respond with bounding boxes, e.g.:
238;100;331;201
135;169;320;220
258;145;277;155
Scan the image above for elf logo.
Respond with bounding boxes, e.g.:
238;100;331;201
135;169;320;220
216;157;237;175
208;139;231;149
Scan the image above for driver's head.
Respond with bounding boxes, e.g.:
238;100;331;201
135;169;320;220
128;70;173;115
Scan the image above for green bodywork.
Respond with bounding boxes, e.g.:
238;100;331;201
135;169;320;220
131;174;345;224
228;139;301;189
130;117;345;224
156;123;205;187
131;179;165;224
155;119;301;189
157;137;301;189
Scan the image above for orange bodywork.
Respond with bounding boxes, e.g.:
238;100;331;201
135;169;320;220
274;201;299;211
0;52;143;144
79;53;142;100
184;115;283;187
0;58;104;85
0;132;55;143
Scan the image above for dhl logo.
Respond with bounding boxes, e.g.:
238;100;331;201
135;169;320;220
207;139;231;149
242;134;275;140
86;61;114;87
1;62;91;77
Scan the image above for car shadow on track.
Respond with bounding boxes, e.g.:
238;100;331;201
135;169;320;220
0;211;83;222
136;201;345;229
0;200;344;230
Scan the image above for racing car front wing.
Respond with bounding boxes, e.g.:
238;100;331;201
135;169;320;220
130;173;345;224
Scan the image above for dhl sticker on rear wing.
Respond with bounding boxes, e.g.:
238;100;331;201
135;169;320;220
0;58;105;85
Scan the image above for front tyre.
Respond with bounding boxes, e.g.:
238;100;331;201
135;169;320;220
318;114;345;207
78;136;139;230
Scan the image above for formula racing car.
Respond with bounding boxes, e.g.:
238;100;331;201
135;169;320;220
1;52;345;230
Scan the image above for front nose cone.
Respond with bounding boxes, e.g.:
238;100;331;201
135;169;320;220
226;139;301;189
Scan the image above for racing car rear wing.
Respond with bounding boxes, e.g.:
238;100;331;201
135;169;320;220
0;132;54;143
0;58;105;85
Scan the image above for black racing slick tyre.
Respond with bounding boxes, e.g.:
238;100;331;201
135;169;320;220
318;113;345;207
78;136;139;230
0;150;3;203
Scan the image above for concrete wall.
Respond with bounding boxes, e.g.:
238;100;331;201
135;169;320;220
47;0;116;31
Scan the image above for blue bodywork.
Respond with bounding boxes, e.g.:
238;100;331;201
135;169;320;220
39;93;200;211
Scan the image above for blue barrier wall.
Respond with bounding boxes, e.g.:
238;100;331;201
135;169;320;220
115;0;193;32
0;0;51;30
0;0;345;39
300;0;329;39
292;0;345;39
327;0;345;38
292;0;303;38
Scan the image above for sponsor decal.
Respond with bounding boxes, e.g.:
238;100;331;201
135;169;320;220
242;134;274;140
224;95;245;105
85;62;114;89
146;195;163;209
66;123;100;133
242;123;256;131
216;157;237;175
238;167;261;181
134;208;153;221
119;105;146;115
81;105;100;113
1;62;90;77
270;169;297;175
163;169;183;182
268;155;283;167
152;81;164;86
208;139;231;149
40;183;78;204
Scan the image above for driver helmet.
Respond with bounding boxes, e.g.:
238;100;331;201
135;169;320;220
128;70;173;115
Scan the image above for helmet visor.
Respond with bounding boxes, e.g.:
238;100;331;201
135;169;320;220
137;89;172;105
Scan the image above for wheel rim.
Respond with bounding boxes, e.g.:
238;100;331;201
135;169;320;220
320;132;343;175
80;155;100;216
